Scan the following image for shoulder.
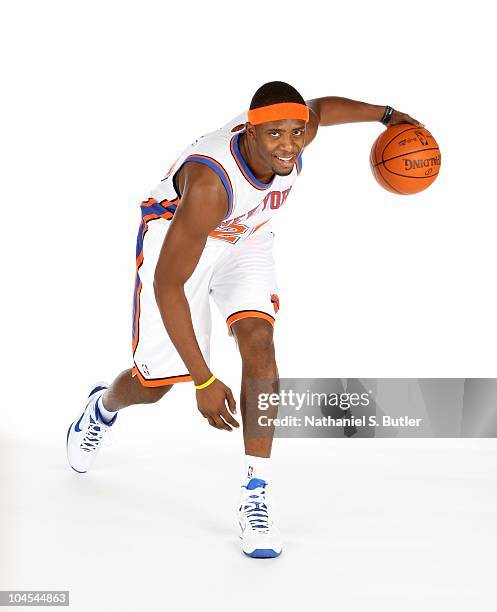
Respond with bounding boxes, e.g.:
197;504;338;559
177;161;227;200
171;161;229;230
178;160;233;220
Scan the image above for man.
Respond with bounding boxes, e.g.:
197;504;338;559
66;81;421;558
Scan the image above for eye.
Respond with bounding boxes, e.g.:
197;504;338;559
293;129;304;136
269;131;280;137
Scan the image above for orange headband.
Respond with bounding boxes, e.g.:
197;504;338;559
247;102;309;125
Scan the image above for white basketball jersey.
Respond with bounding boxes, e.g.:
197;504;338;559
148;112;303;245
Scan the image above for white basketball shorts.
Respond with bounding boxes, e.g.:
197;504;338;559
131;216;280;387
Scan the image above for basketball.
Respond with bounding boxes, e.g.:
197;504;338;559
370;124;441;195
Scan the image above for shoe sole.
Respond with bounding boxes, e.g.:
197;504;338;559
243;548;282;558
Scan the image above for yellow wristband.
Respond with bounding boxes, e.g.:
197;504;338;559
195;375;217;390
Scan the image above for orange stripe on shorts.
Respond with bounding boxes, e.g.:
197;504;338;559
133;365;192;387
226;310;275;333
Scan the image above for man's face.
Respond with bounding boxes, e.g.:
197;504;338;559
251;119;306;176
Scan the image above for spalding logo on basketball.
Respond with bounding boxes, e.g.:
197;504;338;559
370;124;441;195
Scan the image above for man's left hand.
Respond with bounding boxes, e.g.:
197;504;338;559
388;110;424;128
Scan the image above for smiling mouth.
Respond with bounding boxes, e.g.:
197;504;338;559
275;155;295;167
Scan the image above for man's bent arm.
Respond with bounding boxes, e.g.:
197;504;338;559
153;163;227;385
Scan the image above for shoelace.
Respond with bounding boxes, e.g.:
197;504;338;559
240;487;270;533
80;421;109;452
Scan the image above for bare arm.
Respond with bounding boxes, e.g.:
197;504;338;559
308;97;391;126
153;162;239;431
304;97;423;147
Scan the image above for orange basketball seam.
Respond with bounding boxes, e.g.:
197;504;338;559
376;163;405;194
372;147;440;168
381;165;439;180
380;126;428;164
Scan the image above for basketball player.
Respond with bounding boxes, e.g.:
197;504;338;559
66;82;421;558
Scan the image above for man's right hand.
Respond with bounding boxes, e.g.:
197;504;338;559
196;379;239;431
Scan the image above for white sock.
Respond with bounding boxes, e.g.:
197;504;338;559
96;394;116;424
244;455;271;484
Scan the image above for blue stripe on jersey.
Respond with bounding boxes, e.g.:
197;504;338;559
131;271;140;342
296;153;303;174
184;155;233;219
135;221;144;260
232;132;275;190
140;200;178;219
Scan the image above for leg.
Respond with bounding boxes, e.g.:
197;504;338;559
66;370;173;473
209;233;283;556
232;318;278;458
232;317;283;558
102;368;173;412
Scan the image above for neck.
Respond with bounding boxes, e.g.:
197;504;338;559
238;132;274;184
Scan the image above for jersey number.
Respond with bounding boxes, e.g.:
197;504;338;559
209;223;248;244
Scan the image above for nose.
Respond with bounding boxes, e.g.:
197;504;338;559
279;134;293;153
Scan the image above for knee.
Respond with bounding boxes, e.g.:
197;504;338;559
234;319;275;361
137;383;173;404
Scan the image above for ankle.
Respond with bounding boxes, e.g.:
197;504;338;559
96;394;118;424
244;454;271;483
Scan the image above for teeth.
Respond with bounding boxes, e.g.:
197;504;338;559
277;156;293;161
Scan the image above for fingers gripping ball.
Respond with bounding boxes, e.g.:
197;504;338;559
370;124;441;195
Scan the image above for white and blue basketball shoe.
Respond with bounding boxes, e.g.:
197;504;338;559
66;383;116;474
239;478;283;558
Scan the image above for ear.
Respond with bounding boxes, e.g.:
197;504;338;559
245;122;257;141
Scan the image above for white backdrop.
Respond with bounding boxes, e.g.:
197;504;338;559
1;2;496;610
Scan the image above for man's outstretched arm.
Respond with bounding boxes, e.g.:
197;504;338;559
304;96;423;146
308;96;422;127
